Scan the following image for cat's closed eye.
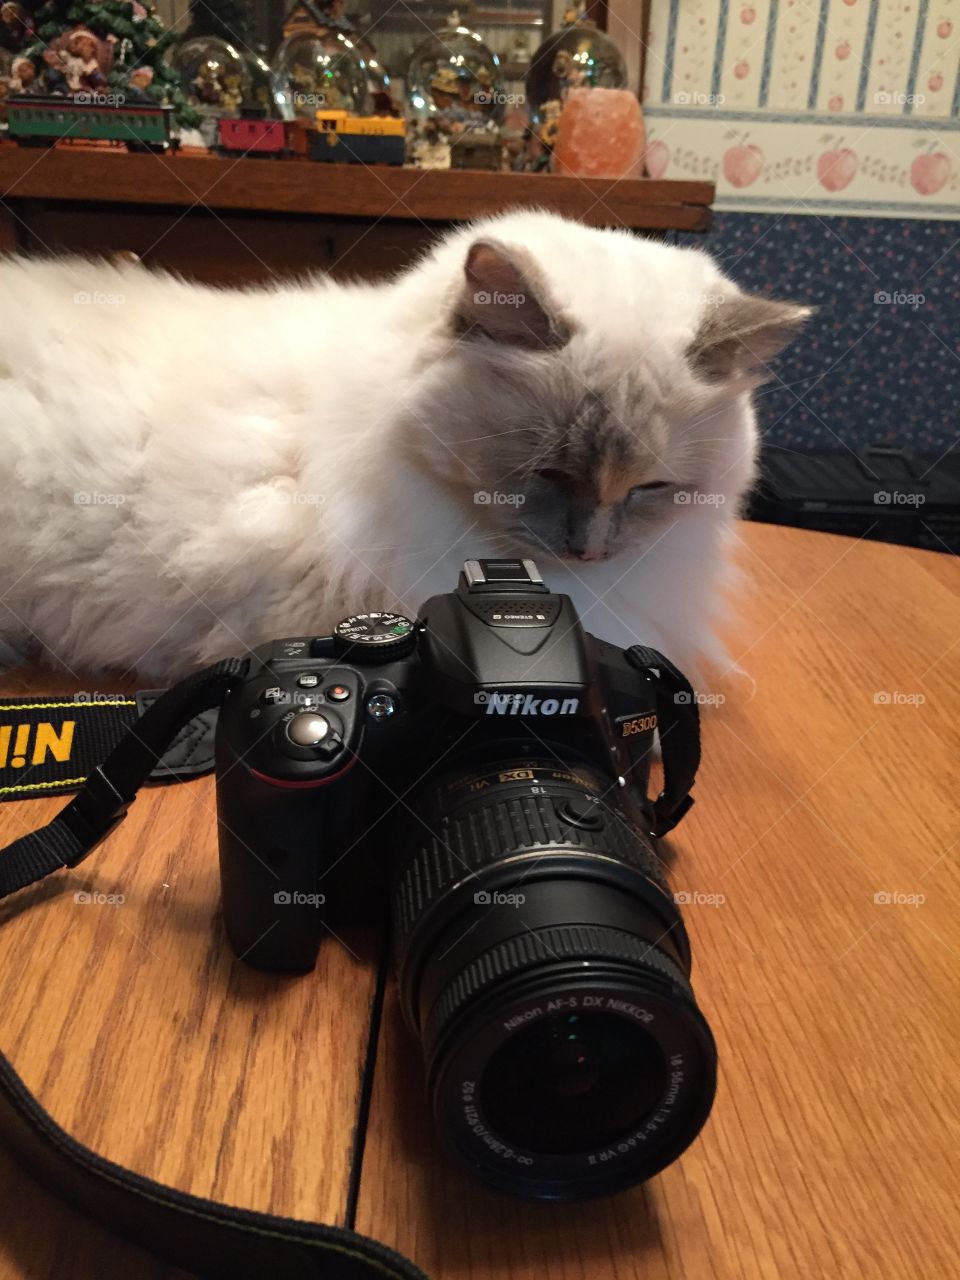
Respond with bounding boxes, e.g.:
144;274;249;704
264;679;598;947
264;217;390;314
534;471;673;498
628;481;672;497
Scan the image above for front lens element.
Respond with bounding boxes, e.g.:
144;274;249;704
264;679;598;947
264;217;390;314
480;1011;666;1155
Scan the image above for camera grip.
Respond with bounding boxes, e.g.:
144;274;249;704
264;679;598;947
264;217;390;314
216;748;325;972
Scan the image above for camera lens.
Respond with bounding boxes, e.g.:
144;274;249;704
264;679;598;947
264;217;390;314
480;1011;665;1154
391;758;716;1201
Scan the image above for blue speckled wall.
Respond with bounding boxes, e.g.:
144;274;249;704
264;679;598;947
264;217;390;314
683;212;959;451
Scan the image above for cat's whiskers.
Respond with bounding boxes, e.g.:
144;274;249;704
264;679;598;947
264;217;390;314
458;427;542;443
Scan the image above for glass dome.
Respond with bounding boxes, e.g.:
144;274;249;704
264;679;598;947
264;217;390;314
245;50;276;117
406;22;503;134
526;18;627;126
272;30;368;121
356;33;394;115
170;35;251;117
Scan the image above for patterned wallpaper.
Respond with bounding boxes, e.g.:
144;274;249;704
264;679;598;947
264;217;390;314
643;0;960;218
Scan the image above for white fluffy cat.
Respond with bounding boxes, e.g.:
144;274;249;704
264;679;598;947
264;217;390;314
0;210;806;680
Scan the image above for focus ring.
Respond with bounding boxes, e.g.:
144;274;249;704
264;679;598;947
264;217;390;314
424;923;693;1063
393;791;668;951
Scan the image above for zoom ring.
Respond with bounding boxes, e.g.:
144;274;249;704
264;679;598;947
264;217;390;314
393;790;669;951
424;923;694;1061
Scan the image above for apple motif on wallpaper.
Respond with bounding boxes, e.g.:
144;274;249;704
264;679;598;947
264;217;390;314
911;152;950;195
928;72;944;93
818;148;858;190
644;140;670;179
733;60;750;79
723;144;763;187
937;20;953;38
741;6;756;24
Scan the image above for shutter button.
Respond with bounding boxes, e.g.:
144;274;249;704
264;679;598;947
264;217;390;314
286;712;332;747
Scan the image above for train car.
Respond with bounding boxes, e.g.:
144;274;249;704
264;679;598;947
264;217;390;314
308;109;406;166
6;96;176;152
216;115;287;158
283;117;311;158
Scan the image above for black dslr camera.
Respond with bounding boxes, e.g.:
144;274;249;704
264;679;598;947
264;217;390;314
216;559;717;1201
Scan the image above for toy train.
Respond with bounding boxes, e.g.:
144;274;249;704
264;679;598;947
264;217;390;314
215;110;405;165
309;110;406;165
5;96;177;152
215;115;297;159
4;96;406;165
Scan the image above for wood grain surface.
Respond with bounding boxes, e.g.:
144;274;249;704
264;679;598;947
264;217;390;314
0;149;714;231
0;521;958;1279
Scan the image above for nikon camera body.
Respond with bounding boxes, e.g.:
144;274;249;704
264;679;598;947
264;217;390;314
215;558;716;1201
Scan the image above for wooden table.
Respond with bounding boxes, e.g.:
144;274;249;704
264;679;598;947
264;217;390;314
0;149;714;284
0;521;957;1280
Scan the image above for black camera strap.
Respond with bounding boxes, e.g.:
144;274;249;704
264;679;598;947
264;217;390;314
625;646;701;838
0;658;248;900
0;688;220;803
0;657;430;1280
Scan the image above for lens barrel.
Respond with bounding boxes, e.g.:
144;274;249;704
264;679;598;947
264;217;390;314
391;759;717;1201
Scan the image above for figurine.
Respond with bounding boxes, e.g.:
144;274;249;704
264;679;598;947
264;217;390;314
552;46;588;92
41;47;70;95
58;27;111;94
510;32;531;69
9;53;35;93
192;58;225;107
429;64;464;112
221;72;245;114
409;116;451;169
0;2;32;55
538;98;562;147
125;65;156;103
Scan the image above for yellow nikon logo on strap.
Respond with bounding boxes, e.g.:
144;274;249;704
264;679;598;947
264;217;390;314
0;696;144;800
0;720;75;769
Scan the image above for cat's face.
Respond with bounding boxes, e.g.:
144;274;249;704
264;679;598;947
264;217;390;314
418;351;693;565
402;219;809;566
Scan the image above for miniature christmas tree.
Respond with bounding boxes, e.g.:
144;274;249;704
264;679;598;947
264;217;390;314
26;0;200;125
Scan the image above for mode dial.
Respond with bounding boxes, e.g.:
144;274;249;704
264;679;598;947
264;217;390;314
332;612;416;662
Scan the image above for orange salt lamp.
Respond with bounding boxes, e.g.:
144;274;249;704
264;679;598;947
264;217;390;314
553;87;645;179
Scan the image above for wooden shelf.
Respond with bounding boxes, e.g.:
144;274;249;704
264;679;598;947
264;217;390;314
0;146;713;232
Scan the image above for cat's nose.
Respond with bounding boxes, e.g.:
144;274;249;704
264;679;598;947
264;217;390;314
567;543;608;562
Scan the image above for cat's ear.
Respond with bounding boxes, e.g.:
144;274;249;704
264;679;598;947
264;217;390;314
688;292;812;383
453;239;573;351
